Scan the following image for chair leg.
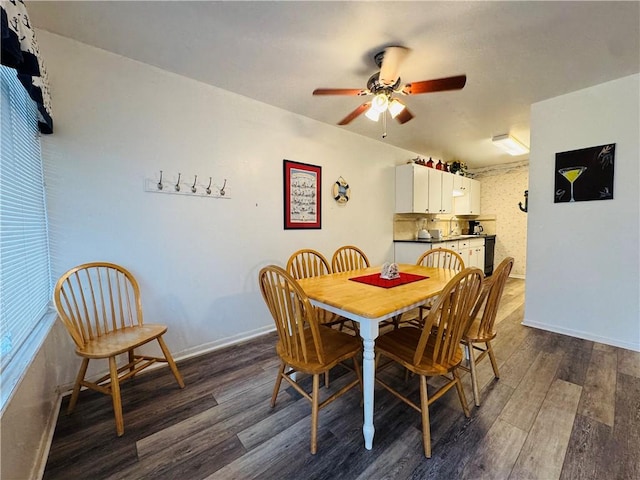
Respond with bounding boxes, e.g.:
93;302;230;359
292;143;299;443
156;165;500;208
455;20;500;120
68;358;89;414
419;375;431;458
453;369;470;418
157;336;185;388
466;341;480;407
487;341;500;379
310;374;320;455
108;356;125;436
128;349;135;373
271;362;286;407
325;371;330;389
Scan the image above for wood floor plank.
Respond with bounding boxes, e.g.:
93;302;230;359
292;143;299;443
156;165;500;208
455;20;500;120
559;414;613;480
460;418;528;480
499;351;563;431
610;372;640;479
577;348;617;427
497;329;551;389
617;347;640;378
509;379;582;480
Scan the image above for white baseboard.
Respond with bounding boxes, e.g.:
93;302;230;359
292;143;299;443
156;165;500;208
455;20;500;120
34;393;63;480
522;319;640;352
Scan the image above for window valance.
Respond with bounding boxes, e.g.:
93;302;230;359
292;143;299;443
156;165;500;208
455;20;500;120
1;0;52;133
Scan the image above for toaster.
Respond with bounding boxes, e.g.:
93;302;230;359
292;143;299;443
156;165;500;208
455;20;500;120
428;229;443;239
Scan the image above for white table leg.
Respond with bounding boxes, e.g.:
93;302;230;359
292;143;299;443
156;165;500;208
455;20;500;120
358;318;379;450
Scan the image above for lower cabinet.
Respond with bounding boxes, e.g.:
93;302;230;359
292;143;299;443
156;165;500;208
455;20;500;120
458;238;485;271
394;239;485;272
394;242;431;264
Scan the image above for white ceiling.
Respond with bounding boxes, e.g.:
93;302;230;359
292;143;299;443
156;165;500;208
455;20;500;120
28;1;639;168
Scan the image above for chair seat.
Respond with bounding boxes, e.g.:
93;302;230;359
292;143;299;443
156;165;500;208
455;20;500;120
377;327;464;376
277;327;361;375
463;318;497;343
77;324;168;358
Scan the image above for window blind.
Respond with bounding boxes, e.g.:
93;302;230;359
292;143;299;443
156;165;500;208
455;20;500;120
0;65;52;399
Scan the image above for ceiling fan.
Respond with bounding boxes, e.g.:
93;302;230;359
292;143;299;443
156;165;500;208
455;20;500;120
313;46;466;127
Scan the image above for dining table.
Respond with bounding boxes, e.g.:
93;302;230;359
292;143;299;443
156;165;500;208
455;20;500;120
296;263;457;450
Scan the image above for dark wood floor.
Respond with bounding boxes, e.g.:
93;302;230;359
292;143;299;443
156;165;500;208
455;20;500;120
43;279;640;480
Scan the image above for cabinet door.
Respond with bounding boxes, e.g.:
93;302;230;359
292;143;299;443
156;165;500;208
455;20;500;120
453;177;473;215
395;164;430;213
469;179;481;215
440;171;454;214
427;169;441;214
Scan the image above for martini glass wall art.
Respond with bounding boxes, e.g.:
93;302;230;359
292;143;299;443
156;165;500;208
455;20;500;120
554;144;614;203
558;166;587;202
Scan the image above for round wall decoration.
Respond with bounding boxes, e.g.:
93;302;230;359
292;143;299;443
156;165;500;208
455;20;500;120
332;176;351;204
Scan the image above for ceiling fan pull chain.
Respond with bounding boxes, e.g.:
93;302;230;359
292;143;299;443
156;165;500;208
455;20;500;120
382;110;388;138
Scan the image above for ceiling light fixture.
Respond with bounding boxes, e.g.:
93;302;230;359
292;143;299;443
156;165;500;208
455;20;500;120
492;134;529;156
388;98;406;119
365;106;381;122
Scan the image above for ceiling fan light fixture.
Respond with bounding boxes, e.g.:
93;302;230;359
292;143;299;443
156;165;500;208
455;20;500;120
492;134;529;156
371;93;389;113
388;98;406;118
365;106;381;122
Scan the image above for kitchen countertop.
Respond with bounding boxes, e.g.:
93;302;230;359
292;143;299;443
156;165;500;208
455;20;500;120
394;234;496;244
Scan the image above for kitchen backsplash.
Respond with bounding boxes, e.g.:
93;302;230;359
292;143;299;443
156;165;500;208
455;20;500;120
393;213;496;240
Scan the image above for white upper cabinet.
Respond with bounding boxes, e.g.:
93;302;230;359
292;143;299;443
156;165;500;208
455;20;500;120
395;164;455;214
395;164;430;213
429;169;454;214
453;176;481;215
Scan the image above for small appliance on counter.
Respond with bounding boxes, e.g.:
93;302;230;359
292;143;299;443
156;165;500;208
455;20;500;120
468;220;483;235
416;219;431;240
428;229;443;240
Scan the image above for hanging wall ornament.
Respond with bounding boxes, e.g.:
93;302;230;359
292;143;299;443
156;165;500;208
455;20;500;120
332;176;351;204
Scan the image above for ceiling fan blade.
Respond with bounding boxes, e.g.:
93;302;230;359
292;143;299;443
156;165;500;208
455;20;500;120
394;107;414;124
402;75;467;95
338;102;370;125
313;88;368;96
379;46;411;86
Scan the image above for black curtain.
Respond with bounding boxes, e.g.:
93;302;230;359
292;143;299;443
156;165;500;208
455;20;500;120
1;0;53;134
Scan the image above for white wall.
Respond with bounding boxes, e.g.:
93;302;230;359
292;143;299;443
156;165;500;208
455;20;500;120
1;31;420;479
525;74;640;351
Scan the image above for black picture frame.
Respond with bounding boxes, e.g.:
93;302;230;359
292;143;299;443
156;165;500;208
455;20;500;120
554;143;615;203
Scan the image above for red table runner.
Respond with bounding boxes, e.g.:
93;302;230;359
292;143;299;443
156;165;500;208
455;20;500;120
349;272;428;289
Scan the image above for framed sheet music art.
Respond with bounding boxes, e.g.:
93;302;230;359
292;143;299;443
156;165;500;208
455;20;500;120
283;160;321;229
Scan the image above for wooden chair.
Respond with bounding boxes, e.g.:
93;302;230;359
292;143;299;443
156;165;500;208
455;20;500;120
331;245;370;273
375;267;484;457
460;257;514;406
286;249;355;334
394;248;466;329
417;247;465;271
259;265;362;454
53;262;185;436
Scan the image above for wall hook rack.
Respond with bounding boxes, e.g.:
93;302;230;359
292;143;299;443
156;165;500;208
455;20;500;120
145;171;231;199
518;190;528;213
